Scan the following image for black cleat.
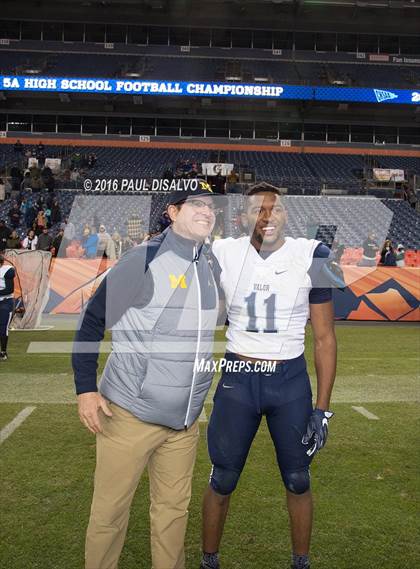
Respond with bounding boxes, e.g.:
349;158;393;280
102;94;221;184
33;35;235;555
0;352;8;361
291;566;310;569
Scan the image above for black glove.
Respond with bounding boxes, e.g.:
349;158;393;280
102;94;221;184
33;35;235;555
302;408;334;457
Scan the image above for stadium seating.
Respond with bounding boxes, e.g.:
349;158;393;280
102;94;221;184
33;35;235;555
1;50;418;88
1;143;418;250
2;145;415;197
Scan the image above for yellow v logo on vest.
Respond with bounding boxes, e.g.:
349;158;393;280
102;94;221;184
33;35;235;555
169;274;187;289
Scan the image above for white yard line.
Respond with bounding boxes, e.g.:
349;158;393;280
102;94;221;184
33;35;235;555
351;406;380;420
0;406;36;445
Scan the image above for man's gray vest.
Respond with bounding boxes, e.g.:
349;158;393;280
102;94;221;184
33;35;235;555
99;228;219;430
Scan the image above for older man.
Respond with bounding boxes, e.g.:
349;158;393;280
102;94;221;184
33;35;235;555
73;183;221;569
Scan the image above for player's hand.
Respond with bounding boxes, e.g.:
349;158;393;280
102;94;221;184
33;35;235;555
302;409;334;457
77;392;113;434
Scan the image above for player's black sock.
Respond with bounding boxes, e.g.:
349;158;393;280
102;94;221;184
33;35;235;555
201;551;219;568
292;553;310;568
0;335;8;353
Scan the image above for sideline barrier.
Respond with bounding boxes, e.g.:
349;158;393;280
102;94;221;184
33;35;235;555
42;260;420;322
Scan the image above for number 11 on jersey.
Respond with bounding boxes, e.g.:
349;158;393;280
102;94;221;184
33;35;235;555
245;292;278;333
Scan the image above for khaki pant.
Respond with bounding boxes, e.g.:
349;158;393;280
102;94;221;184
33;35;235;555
85;402;200;569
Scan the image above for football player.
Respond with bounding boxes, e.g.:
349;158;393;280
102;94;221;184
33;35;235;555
0;254;15;360
200;183;337;569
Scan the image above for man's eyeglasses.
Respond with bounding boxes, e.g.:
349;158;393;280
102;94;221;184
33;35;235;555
185;198;222;215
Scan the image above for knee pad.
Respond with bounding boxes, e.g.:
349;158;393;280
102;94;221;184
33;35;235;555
282;469;311;495
209;465;240;496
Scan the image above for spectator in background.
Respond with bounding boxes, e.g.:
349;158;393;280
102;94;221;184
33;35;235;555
36;194;45;209
8;203;21;230
359;233;379;267
37;227;53;251
14;139;24;155
87;153;97;168
0;221;11;252
408;188;417;210
45;172;55;193
396;244;405;267
36;142;45;167
32;220;41;237
62;216;76;241
71;151;82;170
30;174;43;193
82;228;99;259
10;166;23;195
36;209;47;233
52;228;64;257
111;231;123;258
51;199;61;225
97;224;116;259
121;235;134;255
22;229;38;250
20;197;28;216
41;165;54;190
6;229;21;249
227;169;239;185
25;203;38;229
2;177;12;200
21;172;32;191
44;206;52;228
380;239;397;267
70;169;81;184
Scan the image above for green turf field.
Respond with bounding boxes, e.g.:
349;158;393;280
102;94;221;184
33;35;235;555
0;324;419;569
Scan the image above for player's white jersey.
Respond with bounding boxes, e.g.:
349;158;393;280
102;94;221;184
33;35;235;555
212;236;321;360
0;265;14;299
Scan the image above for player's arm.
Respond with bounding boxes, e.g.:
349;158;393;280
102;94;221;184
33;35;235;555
301;301;337;456
307;242;337;410
302;243;337;456
309;300;336;411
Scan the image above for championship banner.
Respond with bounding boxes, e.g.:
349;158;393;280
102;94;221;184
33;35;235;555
1;75;419;105
201;163;234;176
373;168;405;182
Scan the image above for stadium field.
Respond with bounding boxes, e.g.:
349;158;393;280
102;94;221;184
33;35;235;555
0;324;419;569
